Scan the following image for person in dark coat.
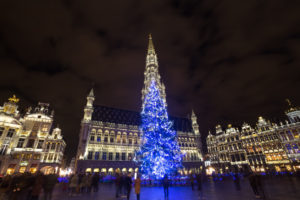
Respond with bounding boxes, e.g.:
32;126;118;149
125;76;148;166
248;172;260;198
190;174;195;190
162;175;169;199
196;173;202;191
91;172;100;192
115;173;121;198
233;172;241;191
43;173;58;200
125;173;132;200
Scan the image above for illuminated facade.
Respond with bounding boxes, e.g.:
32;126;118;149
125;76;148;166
76;35;203;175
0;97;66;175
206;100;300;173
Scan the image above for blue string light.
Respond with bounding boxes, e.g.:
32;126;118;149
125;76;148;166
135;80;182;179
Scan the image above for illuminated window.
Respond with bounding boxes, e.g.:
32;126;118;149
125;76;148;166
19;166;26;173
41;124;48;132
86;168;92;172
117;135;121;143
33;154;40;160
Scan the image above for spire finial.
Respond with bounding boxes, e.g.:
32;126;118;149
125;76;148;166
88;88;94;97
147;33;155;55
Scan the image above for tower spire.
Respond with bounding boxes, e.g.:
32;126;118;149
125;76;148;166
147;34;155;55
142;34;166;106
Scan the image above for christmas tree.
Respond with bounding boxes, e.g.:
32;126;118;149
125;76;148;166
136;80;182;178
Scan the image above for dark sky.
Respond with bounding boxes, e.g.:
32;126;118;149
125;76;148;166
1;0;300;160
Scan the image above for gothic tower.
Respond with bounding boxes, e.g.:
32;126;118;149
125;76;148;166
77;89;95;161
141;34;166;107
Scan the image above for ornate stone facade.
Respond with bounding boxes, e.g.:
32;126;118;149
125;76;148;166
207;100;300;173
76;36;203;175
0;96;66;175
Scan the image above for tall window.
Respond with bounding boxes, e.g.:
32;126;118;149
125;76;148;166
109;152;113;160
128;153;132;161
95;152;100;160
104;137;108;143
115;153;120;161
6;129;15;137
88;151;93;160
37;140;44;149
0;127;4;137
90;135;95;141
17;138;25;148
110;137;114;143
121;152;126;161
51;143;56;150
117;135;121;143
97;136;101;142
102;152;107;160
26;139;35;148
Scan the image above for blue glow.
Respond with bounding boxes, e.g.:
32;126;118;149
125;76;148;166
135;80;182;179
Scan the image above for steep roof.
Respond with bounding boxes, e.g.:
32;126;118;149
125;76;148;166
92;105;193;132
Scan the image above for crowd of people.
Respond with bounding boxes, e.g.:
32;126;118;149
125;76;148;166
0;172;58;200
1;170;299;200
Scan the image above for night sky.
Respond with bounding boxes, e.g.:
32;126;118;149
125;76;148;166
1;0;300;161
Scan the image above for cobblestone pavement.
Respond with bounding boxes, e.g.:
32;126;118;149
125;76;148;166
51;176;300;200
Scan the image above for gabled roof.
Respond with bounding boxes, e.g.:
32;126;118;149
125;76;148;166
92;105;193;132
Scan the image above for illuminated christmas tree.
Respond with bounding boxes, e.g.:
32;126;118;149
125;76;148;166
136;80;182;178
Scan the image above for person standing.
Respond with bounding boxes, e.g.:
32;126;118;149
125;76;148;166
233;172;241;191
134;175;141;200
190;174;195;190
196;173;202;191
248;172;260;198
125;173;132;200
91;172;100;192
162;175;169;199
115;173;121;198
43;173;58;200
30;173;44;200
69;174;79;196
